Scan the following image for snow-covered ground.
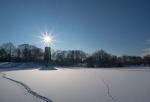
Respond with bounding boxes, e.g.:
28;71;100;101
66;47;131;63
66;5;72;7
0;62;55;71
0;66;150;102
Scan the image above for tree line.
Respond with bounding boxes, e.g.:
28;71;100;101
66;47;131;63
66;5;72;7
0;42;150;67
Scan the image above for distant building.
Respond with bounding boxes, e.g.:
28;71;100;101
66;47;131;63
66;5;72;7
44;47;51;63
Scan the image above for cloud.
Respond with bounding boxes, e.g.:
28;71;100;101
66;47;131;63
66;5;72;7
141;39;150;56
146;39;150;44
142;48;150;56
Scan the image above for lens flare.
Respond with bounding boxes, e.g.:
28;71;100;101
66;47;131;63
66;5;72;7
39;32;55;47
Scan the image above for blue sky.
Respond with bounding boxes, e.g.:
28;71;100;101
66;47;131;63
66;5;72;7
0;0;150;55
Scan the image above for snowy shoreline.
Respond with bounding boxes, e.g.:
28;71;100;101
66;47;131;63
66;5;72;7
0;62;149;71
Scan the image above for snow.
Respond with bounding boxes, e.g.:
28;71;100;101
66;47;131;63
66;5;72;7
0;62;56;71
0;67;150;102
0;73;42;102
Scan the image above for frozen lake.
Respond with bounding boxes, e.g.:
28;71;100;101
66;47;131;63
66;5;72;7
0;67;150;102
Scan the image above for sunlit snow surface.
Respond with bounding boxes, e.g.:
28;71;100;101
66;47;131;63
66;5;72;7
1;67;150;102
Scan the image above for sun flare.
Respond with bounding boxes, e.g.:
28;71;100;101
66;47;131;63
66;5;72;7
40;32;55;47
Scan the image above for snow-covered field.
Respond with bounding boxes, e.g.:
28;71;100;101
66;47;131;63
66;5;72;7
0;67;150;102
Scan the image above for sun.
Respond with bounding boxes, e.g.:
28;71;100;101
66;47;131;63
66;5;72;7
40;32;55;47
43;34;51;43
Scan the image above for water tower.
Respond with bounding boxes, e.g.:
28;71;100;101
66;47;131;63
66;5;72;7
44;47;51;63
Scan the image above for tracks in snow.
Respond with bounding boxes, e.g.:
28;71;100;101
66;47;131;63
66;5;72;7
1;73;53;102
100;76;119;102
